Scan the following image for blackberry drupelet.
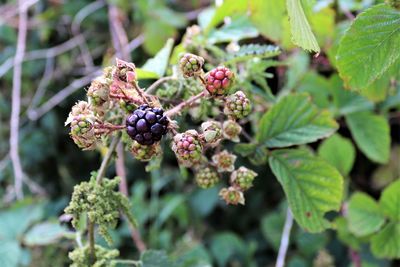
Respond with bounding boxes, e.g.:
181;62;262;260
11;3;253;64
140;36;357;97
126;105;169;145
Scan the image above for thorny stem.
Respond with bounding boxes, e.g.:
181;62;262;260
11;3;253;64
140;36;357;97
165;91;207;117
276;208;293;267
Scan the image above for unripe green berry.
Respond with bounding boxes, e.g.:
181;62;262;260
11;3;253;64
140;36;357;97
201;120;222;144
219;186;245;205
222;120;242;142
224;91;251;119
130;141;162;162
179;53;204;78
212;150;237;172
230;166;258;191
195;167;220;189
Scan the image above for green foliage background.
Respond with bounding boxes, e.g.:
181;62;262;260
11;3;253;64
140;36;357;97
0;0;399;266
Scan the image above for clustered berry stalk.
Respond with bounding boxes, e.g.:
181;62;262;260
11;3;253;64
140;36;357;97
65;53;258;265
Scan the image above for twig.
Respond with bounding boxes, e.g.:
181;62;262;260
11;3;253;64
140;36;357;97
112;259;142;266
0;0;39;26
108;4;131;61
146;76;177;94
276;208;293;267
10;0;29;199
95;134;121;184
72;0;105;68
116;143;147;252
165;91;206;117
0;34;86;78
28;70;102;121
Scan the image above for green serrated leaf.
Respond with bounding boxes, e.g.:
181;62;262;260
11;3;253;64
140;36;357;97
223;44;281;64
318;134;355;176
346;111;390;164
347;193;385;237
261;211;286;251
234;143;257;157
379;179;400;221
371;222;400;259
336;4;400;91
335;217;361;250
142;38;174;78
258;94;338;148
286;0;320;52
269;149;344;232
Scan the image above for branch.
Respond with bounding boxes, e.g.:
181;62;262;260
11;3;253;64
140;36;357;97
95;134;121;184
27;70;102;121
0;34;86;78
276;208;293;267
164;91;206;117
72;0;106;67
10;0;29;199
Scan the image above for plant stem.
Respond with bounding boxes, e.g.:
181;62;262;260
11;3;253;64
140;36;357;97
276;208;293;267
112;259;142;266
164;91;206;117
95;134;121;184
88;219;96;264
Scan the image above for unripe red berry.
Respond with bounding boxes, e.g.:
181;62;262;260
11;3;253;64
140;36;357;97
205;66;235;96
172;130;203;167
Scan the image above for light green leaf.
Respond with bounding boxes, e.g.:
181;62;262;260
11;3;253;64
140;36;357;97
379;179;400;221
258;94;338;148
286;0;320;52
347;193;385;237
329;75;373;116
142;38;174;78
204;0;248;33
210;232;246;267
0;240;21;267
261;211;285;251
0;205;43;240
371;222;400;259
335;217;361;250
346;111;390;164
336;4;400;91
318;134;355;176
141;250;173;267
23;222;71;246
223;44;281;64
269;149;344;232
249;0;286;41
143;21;175;55
207;16;259;44
136;68;160;80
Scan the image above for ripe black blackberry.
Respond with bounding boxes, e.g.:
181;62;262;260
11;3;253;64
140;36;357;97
126;105;169;145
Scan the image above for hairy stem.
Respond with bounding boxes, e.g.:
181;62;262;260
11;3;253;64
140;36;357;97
88;219;96;263
165;91;206;117
276;208;293;267
95;134;121;184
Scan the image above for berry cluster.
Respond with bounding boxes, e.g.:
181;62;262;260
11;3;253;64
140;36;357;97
66;54;257;206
